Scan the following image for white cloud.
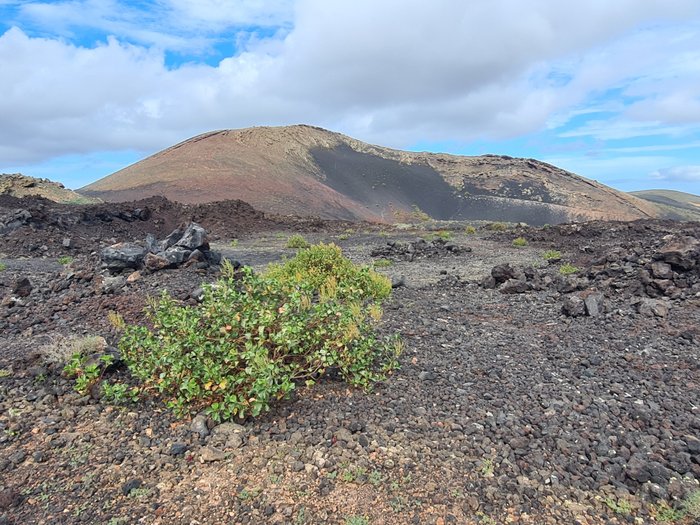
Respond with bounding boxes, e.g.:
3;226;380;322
2;0;700;171
650;165;700;182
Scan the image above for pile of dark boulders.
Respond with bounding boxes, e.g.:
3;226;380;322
101;222;222;274
0;208;33;234
479;232;699;322
371;237;471;261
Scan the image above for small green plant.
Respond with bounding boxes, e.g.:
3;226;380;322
684;490;700;518
368;470;383;486
58;256;73;266
542;249;562;261
512;237;528;248
229;239;239;248
604;496;632;515
488;222;507;232
373;258;393;268
559;263;580;275
295;506;309;525
101;381;140;404
476;512;497;525
127;487;152;499
0;262;6;272
436;230;452;240
654;501;685;522
0;368;11;378
286;234;310;249
237;487;261;501
344;516;369;525
465;225;476;235
64;353;114;395
118;245;401;421
480;458;494;477
338;233;351;240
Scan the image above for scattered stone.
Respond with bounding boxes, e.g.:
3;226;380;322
121;479;142;496
101;243;147;272
562;295;586;317
11;277;32;298
200;446;226;462
191;414;210;438
168;443;188;456
583;292;604;317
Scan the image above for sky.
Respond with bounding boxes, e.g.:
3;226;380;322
1;1;700;196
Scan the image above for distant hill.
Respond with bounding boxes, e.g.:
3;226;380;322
1;173;100;204
630;189;700;221
80;125;662;225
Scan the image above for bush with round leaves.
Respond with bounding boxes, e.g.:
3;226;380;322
118;244;401;421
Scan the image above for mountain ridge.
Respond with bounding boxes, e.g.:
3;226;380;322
81;124;663;225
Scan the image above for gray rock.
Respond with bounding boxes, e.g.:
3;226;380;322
500;279;529;294
163;246;190;265
62;237;72;248
491;264;521;285
562;295;586;317
176;222;208;250
650;261;673;280
101;242;147;271
121;479;142;496
12;277;32;298
656;235;699;271
583;292;604;317
159;226;184;252
210;422;245;450
636;298;669;318
191;414;210;438
200;446;226;462
391;274;406;288
168;443;188;456
145;233;158;253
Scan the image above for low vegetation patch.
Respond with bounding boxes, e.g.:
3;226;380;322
488;222;507;232
286;234;310;249
541;249;562;261
58;256;73;266
464;225;476;235
512;236;528;248
116;244;401;421
373;258;393;268
559;263;580;275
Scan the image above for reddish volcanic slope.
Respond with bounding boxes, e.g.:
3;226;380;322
81;125;661;225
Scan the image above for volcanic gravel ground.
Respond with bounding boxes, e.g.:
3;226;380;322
1;200;699;524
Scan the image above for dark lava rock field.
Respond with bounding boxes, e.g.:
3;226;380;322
0;196;699;525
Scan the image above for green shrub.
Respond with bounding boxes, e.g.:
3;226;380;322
58;256;73;266
266;243;391;301
559;263;580;275
542;249;562;261
464;225;476;235
512;237;528;248
436;230;452;240
286;234;310;249
489;222;507;232
0;262;6;272
101;381;140;404
118;246;401;421
64;353;114;395
229;239;239;248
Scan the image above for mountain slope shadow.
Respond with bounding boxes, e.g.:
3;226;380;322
312;145;569;225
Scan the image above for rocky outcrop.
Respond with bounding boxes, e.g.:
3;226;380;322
101;222;222;274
